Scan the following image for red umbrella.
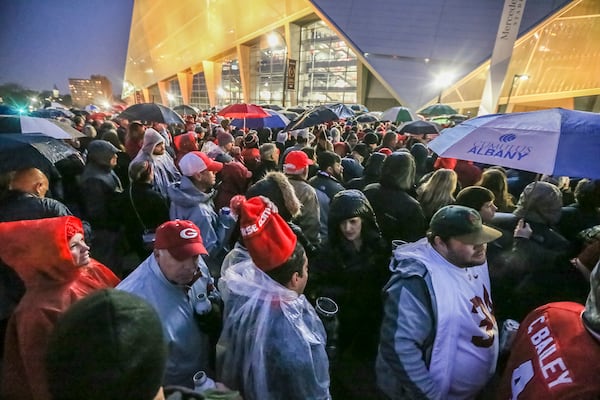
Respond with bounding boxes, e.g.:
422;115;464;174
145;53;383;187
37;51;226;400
218;103;269;119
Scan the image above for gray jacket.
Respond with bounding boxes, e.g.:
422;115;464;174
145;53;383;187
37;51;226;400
376;242;439;399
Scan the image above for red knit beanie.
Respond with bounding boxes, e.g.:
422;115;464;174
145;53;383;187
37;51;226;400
234;196;297;271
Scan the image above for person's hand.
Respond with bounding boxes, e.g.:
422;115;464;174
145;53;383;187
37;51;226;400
514;218;532;239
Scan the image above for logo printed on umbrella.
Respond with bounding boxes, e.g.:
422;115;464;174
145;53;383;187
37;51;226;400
499;134;517;143
468;140;531;161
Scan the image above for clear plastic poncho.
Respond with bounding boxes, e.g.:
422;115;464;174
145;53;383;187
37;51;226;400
216;260;330;400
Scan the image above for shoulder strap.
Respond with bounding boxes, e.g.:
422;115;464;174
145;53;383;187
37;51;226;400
129;185;148;231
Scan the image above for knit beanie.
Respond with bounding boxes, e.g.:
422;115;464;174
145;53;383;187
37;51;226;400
455;186;495;211
328;189;379;238
233;196;297;272
217;131;234;147
46;289;167;400
363;132;379;146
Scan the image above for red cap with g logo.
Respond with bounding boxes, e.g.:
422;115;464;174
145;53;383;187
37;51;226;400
154;220;207;260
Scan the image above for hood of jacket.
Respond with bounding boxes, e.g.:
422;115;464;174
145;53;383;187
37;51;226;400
583;262;600;334
0;216;83;285
167;175;214;208
389;238;431;278
141;128;165;156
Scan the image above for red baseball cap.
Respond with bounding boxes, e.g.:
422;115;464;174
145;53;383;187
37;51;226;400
154;220;208;261
178;151;223;176
283;150;313;175
239;197;297;271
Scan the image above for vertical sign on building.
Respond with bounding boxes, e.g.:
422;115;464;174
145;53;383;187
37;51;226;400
478;0;527;116
286;59;297;90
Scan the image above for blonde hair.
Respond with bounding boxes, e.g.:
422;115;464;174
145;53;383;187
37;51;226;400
417;168;458;220
479;168;515;212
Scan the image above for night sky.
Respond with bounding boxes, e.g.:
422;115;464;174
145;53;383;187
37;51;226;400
0;0;134;95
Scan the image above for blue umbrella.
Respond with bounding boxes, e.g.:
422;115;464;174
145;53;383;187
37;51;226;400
428;108;600;178
230;109;290;129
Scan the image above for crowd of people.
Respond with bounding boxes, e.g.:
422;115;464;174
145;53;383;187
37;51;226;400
1;108;600;399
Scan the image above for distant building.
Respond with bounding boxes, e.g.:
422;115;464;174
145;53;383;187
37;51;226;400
68;75;113;108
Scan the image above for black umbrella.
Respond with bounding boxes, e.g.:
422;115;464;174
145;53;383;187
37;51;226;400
0;133;78;173
354;113;380;123
284;103;355;131
119;103;184;124
418;103;458;117
398;120;440;135
173;104;200;115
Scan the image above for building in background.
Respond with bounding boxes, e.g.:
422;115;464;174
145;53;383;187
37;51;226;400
69;75;113;108
122;0;600;114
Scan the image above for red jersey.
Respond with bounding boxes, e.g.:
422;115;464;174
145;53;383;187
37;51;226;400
496;302;600;400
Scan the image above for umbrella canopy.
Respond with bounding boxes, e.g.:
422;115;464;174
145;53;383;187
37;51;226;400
218;103;269;119
284;103;355;131
84;104;100;113
398;120;440;135
30;108;73;119
428;108;600;178
0;115;84;139
119;103;184;124
0;105;20;115
173;104;200;115
354;113;380;123
230;109;290;129
418;103;458;118
0;134;78;173
380;106;417;124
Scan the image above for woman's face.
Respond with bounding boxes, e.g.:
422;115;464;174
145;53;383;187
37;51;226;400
69;233;90;267
339;217;362;243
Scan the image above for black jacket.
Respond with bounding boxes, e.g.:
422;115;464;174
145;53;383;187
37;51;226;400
0;191;72;222
363;183;427;245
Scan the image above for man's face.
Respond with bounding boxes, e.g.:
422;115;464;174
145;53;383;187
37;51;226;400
155;249;201;285
153;142;166;155
222;142;233;152
437;237;487;268
479;201;498;223
109;153;118;168
295;256;309;295
329;162;343;181
69;233;91;267
197;169;216;188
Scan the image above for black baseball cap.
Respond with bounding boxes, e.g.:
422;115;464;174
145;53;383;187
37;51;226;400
429;205;502;245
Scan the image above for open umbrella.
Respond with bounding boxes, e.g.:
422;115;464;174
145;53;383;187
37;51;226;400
0;105;20;115
428;108;600;178
0;115;84;139
398;120;440;135
418;103;458;118
119;103;184;124
284;103;355;131
354;112;380;123
380;106;417;124
85;104;100;113
230;109;290;129
30;108;73;119
173;104;200;115
0;134;78;173
218;103;269;119
218;103;269;130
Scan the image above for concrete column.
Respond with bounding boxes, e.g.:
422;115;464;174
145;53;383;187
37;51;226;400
203;60;223;107
177;72;193;105
237;44;251;103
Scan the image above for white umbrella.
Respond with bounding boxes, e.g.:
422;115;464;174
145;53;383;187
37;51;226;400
0;115;85;140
